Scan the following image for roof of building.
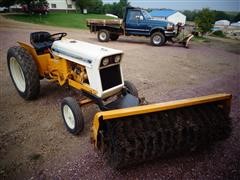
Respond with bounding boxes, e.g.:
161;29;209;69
149;9;177;17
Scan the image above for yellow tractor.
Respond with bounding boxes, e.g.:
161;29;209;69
7;32;232;168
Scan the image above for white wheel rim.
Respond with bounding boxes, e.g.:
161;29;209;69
9;57;26;92
153;35;161;44
63;105;75;129
100;32;107;40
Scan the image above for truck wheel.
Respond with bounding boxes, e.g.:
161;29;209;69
124;80;138;97
150;32;166;46
98;29;110;42
7;46;40;100
110;34;119;41
61;97;84;135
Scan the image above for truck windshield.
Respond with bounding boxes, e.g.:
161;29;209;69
142;10;152;19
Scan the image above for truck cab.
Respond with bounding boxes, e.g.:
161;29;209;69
124;7;175;37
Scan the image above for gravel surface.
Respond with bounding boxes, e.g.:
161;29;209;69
0;15;239;179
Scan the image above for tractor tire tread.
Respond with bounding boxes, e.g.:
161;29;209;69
7;46;40;100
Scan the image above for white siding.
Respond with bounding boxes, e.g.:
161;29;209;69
167;12;186;25
215;20;230;26
48;0;76;10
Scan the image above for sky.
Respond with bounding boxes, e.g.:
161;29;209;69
102;0;240;12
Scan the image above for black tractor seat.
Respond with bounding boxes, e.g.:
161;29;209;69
30;31;53;54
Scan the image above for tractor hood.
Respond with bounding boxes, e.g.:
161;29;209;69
51;39;123;68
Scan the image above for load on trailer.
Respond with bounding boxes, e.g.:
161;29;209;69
87;7;193;47
7;32;232;168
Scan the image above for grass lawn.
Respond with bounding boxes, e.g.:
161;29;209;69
5;13;112;29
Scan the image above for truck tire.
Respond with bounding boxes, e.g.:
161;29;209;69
98;29;110;42
61;97;84;135
150;32;166;46
124;80;138;97
110;34;119;41
7;46;40;100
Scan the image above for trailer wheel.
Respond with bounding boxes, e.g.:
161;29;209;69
98;29;110;42
150;32;166;46
124;80;138;97
7;46;40;100
61;97;84;135
110;34;119;41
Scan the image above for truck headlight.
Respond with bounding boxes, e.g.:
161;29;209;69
167;23;174;30
102;57;109;66
114;55;121;63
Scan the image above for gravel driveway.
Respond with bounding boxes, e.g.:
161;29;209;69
0;15;239;179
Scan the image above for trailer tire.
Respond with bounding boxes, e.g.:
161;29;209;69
61;97;84;135
98;29;110;42
150;32;166;46
7;46;40;100
124;80;138;97
110;34;119;41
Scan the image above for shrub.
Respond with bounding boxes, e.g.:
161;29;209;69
212;30;225;38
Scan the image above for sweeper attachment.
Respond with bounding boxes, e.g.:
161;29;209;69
7;31;232;168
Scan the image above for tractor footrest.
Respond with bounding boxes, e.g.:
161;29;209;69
106;93;139;110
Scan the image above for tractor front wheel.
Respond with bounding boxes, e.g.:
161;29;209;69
7;46;40;100
150;32;166;46
98;29;110;42
61;97;84;135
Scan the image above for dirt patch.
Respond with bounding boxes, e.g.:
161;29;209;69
0;15;239;179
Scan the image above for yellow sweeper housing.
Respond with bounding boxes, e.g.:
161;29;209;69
7;32;232;168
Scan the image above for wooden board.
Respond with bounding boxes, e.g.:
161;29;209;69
86;19;123;26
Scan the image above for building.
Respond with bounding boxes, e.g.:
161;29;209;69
230;21;240;28
10;0;78;12
214;20;230;26
48;0;77;11
149;9;186;25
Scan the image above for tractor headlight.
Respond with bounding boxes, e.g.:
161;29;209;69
114;55;121;63
102;57;110;66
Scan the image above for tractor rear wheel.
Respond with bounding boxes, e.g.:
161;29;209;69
7;46;40;100
61;97;84;135
110;34;119;41
124;80;138;97
150;32;166;46
98;29;110;42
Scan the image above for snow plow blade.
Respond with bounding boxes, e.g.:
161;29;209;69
91;93;232;168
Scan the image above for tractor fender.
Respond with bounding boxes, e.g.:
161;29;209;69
17;41;48;76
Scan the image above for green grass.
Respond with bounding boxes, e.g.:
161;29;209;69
5;13;112;29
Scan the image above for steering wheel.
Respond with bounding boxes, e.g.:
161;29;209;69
49;32;67;41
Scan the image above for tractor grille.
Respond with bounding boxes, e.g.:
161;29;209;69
100;64;122;91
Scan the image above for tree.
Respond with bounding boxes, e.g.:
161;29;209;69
17;0;49;14
0;0;16;7
182;10;197;21
103;0;130;18
233;12;240;22
117;0;130;17
76;0;94;13
195;8;214;34
88;0;103;14
213;10;232;21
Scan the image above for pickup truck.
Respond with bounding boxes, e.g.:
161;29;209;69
87;7;177;46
